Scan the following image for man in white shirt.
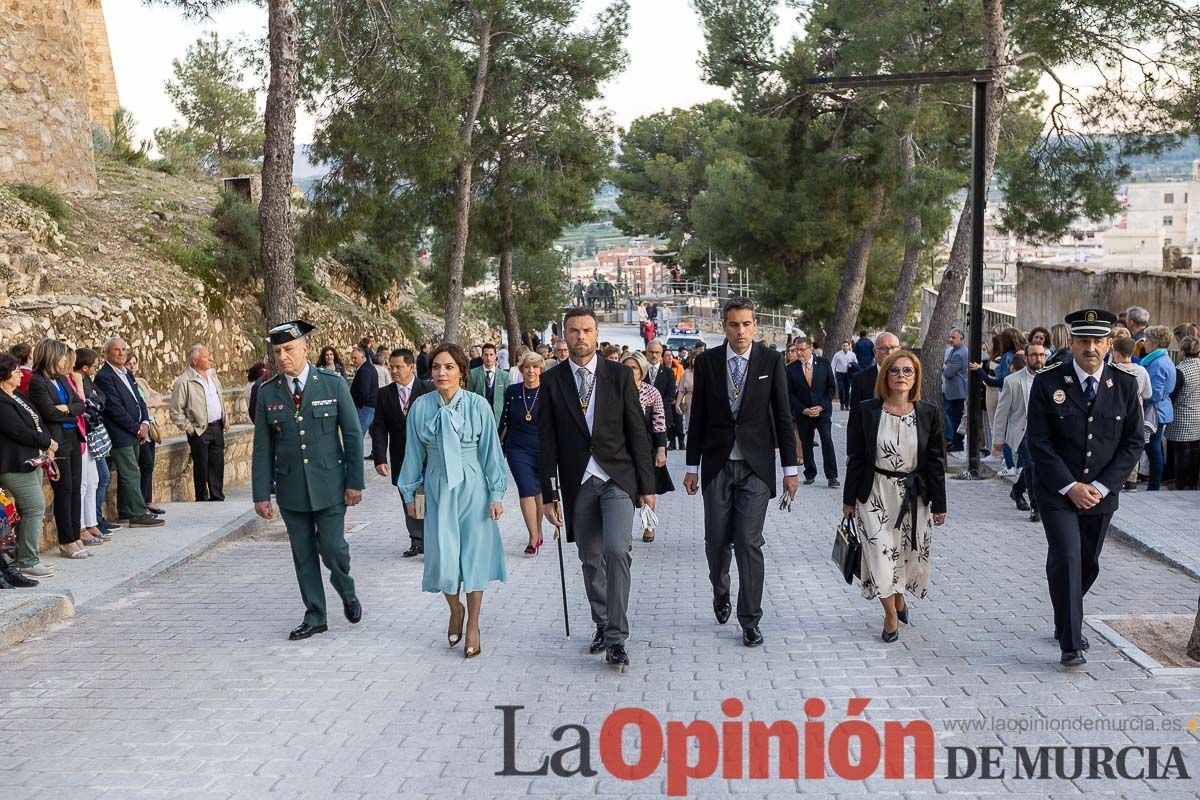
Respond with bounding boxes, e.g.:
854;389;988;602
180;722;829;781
992;343;1044;521
169;345;230;501
829;340;858;411
684;298;799;647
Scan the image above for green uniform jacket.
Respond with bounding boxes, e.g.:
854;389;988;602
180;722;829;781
253;365;364;512
467;365;511;424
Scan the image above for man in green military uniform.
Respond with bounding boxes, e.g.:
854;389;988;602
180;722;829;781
253;320;365;640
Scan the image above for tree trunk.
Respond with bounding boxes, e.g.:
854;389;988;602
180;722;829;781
825;182;887;349
259;0;299;331
442;15;493;345
887;129;923;335
499;248;522;360
1188;599;1200;661
919;0;1007;403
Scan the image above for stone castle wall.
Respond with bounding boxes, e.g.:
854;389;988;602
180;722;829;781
77;0;121;130
0;0;124;193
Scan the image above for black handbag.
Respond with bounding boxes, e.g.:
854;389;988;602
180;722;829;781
832;514;862;585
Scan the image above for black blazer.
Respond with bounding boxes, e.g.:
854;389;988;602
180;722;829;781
350;362;378;409
25;373;85;444
94;362;148;447
370;378;434;485
786;356;836;420
843;399;947;514
538;355;654;542
645;362;676;407
685;342;798;497
0;390;54;473
848;364;878;411
1026;360;1142;516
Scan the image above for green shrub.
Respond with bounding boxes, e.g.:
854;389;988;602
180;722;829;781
9;183;70;225
91;124;112;154
110;107;150;165
391;308;426;345
151;160;180;176
336;240;408;300
210;192;261;286
296;257;329;301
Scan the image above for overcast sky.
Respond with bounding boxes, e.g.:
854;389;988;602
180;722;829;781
103;0;803;154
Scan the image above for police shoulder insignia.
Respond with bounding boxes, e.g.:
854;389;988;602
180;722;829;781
1037;361;1062;373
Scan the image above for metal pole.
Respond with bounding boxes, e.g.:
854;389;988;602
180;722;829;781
967;80;988;478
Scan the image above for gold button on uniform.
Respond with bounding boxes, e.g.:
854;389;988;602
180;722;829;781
301;444;307;450
304;458;309;464
300;430;305;436
1083;468;1089;474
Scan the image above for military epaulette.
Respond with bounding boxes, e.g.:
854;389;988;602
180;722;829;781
1037;361;1063;374
314;366;339;377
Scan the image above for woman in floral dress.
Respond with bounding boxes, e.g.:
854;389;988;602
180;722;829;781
843;350;947;643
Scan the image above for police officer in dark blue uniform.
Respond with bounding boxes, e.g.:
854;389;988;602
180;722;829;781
1026;309;1143;667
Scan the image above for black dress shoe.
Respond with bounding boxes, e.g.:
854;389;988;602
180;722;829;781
803;477;816;486
714;595;732;625
1055;633;1089;650
606;643;629;666
344;599;362;624
742;626;764;647
882;628;899;643
1009;486;1030;512
1029;509;1041;523
147;506;166;516
589;625;607;654
288;622;328;641
1060;650;1087;666
402;544;424;558
828;478;840;488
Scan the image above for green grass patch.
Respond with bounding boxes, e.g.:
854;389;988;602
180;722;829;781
8;183;70;225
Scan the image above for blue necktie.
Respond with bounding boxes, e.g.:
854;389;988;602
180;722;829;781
1085;376;1096;403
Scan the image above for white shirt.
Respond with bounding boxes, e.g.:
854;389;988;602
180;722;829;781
105;360;141;407
286;365;311;393
686;346;797;477
191;367;224;424
572;352;612;485
1060;360;1109;499
830;350;857;374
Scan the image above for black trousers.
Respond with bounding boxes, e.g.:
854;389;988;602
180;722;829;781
188;421;226;501
1173;439;1200;490
51;429;83;545
1040;504;1110;652
703;460;770;629
138;440;156;505
797;414;838;480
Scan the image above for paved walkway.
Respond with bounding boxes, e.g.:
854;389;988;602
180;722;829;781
1;411;1198;798
15;483;262;608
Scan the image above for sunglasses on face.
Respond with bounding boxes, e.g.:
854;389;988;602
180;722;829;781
888;366;915;377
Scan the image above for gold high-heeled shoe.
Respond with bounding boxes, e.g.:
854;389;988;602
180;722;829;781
448;603;465;648
465;642;482;659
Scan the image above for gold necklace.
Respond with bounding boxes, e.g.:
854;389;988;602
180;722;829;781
522;384;540;422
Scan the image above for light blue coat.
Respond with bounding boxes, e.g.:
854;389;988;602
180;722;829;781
398;388;508;594
1142;349;1177;427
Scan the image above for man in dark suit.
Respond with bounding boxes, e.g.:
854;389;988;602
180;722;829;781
371;348;434;557
853;330;876;371
847;331;900;426
644;340;677;444
94;337;162;527
540;308;655;670
786;337;839;487
684;298;798;647
349;346;378;445
1027;308;1143;667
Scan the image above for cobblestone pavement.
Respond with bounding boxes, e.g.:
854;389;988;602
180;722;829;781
2;410;1199;799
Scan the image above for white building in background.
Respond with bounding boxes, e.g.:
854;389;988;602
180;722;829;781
1102;160;1200;270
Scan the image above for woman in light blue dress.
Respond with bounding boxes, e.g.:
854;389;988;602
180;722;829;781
398;343;507;658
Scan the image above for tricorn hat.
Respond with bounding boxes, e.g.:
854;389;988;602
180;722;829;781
266;320;317;345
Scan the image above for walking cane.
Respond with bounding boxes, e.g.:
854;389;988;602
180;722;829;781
549;477;570;638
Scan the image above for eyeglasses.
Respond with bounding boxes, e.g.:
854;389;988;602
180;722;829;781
888;366;916;377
